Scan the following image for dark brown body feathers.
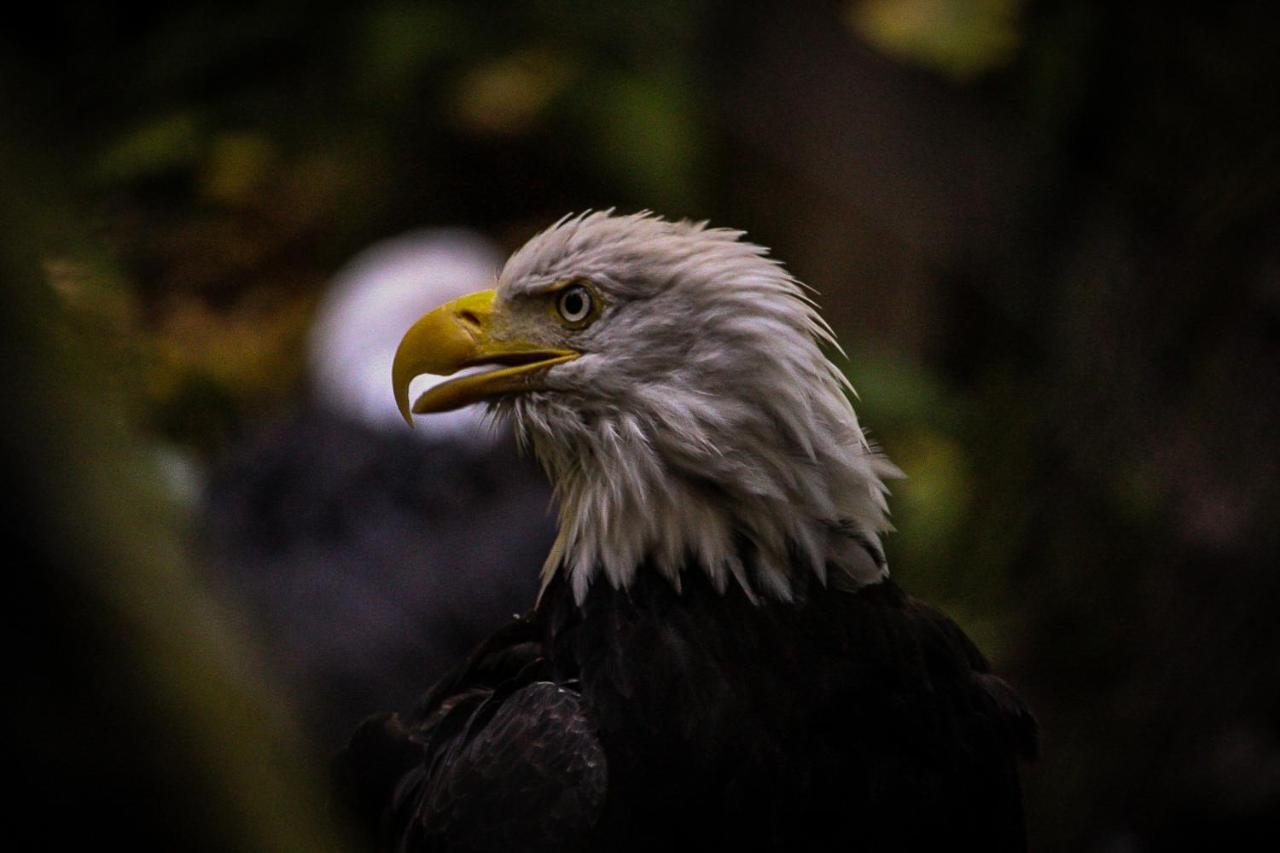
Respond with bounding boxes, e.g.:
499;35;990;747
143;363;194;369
335;564;1035;852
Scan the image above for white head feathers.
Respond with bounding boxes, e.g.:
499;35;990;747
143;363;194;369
491;211;901;604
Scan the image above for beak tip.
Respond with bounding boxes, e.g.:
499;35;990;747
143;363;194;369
393;383;415;428
394;386;415;428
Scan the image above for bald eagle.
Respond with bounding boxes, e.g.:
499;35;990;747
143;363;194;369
334;212;1037;852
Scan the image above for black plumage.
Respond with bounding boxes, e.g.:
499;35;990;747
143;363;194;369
335;556;1037;852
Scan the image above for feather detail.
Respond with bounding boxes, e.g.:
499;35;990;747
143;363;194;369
493;212;903;605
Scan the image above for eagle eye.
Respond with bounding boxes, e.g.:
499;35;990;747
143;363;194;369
555;284;594;326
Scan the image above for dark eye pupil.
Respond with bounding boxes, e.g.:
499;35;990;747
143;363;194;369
563;291;585;317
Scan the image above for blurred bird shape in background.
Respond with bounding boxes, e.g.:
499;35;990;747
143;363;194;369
197;229;553;751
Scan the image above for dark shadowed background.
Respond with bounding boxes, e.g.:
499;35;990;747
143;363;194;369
4;2;1279;851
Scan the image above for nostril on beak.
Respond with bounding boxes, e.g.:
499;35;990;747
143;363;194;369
458;308;483;333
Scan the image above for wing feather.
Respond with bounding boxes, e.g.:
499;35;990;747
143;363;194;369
402;682;607;852
336;616;607;853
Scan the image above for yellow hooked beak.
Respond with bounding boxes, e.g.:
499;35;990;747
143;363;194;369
391;289;578;425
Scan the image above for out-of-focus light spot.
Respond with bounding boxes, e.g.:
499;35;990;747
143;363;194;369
151;443;204;510
202;133;276;207
454;49;574;136
846;0;1023;82
892;427;971;566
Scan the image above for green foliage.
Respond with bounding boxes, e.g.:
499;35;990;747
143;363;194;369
847;0;1024;81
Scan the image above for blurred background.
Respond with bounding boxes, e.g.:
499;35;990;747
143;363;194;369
4;1;1278;850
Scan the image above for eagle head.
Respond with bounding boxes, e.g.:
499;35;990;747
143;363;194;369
393;212;899;603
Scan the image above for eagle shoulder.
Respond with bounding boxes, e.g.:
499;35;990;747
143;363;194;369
333;615;607;853
897;590;1040;760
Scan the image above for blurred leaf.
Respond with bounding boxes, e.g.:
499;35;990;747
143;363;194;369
147;289;315;415
45;257;133;339
44;256;154;423
574;72;704;212
845;349;967;433
847;0;1023;81
892;427;972;561
454;48;576;136
357;2;464;99
97;112;203;183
